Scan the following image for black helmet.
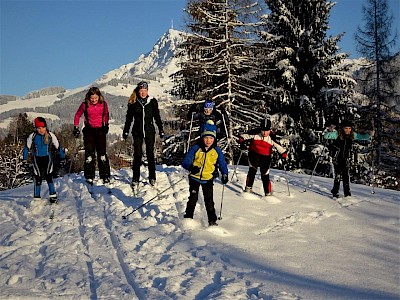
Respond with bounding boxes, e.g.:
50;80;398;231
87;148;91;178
260;119;272;131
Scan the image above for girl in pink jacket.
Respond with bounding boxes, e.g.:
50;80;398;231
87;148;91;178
73;87;111;184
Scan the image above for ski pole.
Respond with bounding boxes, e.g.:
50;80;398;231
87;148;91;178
304;140;328;192
369;135;376;194
283;161;290;196
221;111;232;161
122;176;186;219
218;184;225;220
231;149;244;182
68;140;82;175
186;112;195;153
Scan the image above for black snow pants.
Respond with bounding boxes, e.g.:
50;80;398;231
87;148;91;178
246;151;272;195
185;177;217;223
332;161;351;196
132;134;156;182
83;126;110;180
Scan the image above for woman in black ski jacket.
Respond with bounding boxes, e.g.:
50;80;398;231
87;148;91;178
123;81;164;188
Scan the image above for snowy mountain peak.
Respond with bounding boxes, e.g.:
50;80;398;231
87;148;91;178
94;29;186;85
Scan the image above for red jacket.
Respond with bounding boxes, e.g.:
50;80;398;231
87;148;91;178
240;133;286;156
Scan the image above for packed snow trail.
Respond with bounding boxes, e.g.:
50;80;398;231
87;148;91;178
0;165;399;299
70;176;141;299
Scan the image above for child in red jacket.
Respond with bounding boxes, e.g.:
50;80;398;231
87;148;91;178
239;119;287;196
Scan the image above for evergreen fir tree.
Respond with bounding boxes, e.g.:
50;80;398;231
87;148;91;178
260;0;356;132
354;0;399;167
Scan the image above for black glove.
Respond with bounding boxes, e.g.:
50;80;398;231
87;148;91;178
160;131;165;139
122;132;129;140
22;160;29;168
73;126;80;138
60;158;66;167
212;168;219;179
103;125;109;134
240;142;248;150
221;174;228;184
189;165;201;174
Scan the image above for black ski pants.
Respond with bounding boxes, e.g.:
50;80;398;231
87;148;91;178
185;177;217;223
83;126;110;180
33;155;54;185
132;134;156;182
332;162;350;196
246;151;272;194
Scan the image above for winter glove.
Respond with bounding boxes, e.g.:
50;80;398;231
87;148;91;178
60;158;66;167
73;126;80;138
221;174;228;184
212;168;219;179
328;125;336;132
282;152;288;159
189;165;201;174
22;160;29;168
122;132;129;140
239;142;248;150
103;124;109;134
238;137;248;150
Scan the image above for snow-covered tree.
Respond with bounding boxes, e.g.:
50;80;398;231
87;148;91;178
171;0;267;160
260;0;356;132
4;113;33;145
0;141;31;191
354;0;399;167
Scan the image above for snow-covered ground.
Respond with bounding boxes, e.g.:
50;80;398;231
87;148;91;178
0;165;399;299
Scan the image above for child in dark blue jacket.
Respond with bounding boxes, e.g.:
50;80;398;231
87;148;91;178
23;117;65;202
182;123;228;226
324;120;371;198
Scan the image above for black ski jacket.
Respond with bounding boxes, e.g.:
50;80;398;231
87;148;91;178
123;97;163;138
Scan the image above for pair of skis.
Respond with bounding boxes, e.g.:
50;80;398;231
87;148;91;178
86;180;112;199
130;180;154;198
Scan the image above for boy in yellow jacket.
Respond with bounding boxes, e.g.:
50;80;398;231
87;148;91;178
182;123;228;226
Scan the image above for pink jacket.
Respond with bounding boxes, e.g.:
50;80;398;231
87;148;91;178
74;101;109;129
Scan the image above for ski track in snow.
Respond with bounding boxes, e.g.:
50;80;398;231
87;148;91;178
0;165;399;299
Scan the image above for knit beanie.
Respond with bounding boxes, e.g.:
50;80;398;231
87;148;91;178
201;123;217;138
137;81;148;90
340;120;353;128
34;117;47;128
204;99;214;110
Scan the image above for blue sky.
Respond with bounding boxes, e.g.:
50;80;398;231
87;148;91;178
1;0;399;97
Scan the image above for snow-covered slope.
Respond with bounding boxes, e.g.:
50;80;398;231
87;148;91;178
1;165;399;299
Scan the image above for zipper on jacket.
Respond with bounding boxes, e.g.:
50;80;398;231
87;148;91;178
139;98;151;138
199;151;208;180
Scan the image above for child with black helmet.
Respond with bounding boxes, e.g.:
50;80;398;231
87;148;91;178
23;117;65;202
324;119;371;198
239;119;287;196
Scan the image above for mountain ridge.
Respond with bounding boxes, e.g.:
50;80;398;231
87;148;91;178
0;29;185;134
